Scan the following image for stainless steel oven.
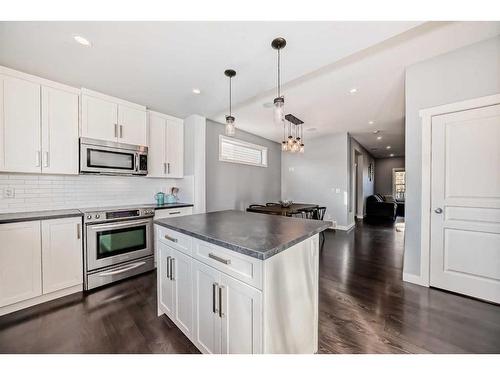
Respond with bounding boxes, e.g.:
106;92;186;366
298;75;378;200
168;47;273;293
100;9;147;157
80;137;148;176
83;206;155;290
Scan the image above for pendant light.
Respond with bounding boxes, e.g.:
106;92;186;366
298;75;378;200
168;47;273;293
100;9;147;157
224;69;236;137
282;114;305;154
272;37;286;126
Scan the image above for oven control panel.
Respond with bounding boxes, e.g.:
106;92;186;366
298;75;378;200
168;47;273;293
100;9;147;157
83;207;155;224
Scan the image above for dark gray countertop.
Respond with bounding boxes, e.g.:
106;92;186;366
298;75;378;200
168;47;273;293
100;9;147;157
0;209;83;224
147;203;193;210
154;210;332;260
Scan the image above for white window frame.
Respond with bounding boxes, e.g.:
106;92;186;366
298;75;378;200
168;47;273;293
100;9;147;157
392;168;406;200
218;135;268;168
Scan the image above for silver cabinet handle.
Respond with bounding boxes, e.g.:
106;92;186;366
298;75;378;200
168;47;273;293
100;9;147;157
164;234;178;243
434;208;443;214
36;151;41;167
219;285;224;318
114;124;118;138
97;261;146;277
169;211;181;215
163;162;167;175
167;162;170;174
166;256;171;279
171;258;175;281
208;253;231;265
43;151;49;167
120;125;123;138
213;282;219;314
76;223;81;240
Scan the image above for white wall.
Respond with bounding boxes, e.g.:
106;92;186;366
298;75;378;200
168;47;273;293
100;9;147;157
404;35;500;277
184;114;206;214
375;157;405;195
0;174;194;213
281;133;349;229
205;120;281;212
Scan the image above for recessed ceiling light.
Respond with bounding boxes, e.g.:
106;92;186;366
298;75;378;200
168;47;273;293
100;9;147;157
386;145;391;149
192;88;201;95
349;88;358;94
306;127;317;132
73;35;91;46
377;136;382;140
390;153;394;157
368;120;375;125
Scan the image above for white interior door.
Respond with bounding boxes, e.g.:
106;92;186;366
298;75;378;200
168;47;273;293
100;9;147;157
430;104;500;303
0;75;41;173
41;86;79;175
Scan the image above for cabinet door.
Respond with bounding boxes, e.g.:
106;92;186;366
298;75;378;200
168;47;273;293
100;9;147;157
220;273;262;354
0;75;41;173
41;86;79;175
148;112;167;177
0;221;42;307
158;242;174;318
81;94;118;142
41;217;83;294
171;248;193;338
192;259;221;354
166;120;184;178
118;104;147;146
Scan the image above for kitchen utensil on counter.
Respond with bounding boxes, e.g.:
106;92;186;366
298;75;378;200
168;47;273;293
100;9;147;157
154;192;165;206
165;187;179;204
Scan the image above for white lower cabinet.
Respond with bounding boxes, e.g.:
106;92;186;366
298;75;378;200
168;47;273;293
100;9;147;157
0;221;42;308
0;217;83;316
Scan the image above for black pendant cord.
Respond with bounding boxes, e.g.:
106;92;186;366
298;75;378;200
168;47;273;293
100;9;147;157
277;48;281;98
229;76;232;117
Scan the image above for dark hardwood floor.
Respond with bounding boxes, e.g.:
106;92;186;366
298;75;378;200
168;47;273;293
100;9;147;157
1;219;499;353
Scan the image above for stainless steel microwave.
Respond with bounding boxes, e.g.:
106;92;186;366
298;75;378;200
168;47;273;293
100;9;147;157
80;138;148;176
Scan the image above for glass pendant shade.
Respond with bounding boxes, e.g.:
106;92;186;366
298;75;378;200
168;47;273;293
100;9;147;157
274;97;285;126
225;116;235;137
299;143;305;153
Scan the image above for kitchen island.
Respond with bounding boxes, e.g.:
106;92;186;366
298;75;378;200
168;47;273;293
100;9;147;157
154;210;331;354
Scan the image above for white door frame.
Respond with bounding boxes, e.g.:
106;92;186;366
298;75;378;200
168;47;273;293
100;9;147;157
407;93;500;287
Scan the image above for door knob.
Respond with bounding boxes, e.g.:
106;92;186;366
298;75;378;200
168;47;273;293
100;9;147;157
434;208;443;214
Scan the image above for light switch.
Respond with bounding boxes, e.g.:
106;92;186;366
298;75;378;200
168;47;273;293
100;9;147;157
3;187;15;198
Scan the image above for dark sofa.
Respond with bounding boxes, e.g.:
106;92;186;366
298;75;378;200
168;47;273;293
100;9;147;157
366;194;397;220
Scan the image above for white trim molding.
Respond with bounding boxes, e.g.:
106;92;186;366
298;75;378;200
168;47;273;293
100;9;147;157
416;93;500;288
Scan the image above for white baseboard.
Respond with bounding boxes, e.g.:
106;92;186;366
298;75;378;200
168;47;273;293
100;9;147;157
402;272;428;287
355;215;365;219
0;284;83;316
336;222;355;231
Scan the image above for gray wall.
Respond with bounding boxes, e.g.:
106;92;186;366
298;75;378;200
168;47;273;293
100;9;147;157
205;120;281;212
282;133;349;228
404;35;500;276
375;157;405;196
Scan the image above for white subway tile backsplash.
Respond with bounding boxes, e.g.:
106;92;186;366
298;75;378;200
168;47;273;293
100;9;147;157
0;173;194;213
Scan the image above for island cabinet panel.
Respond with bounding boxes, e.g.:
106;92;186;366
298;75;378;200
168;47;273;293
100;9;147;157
192;240;262;289
158;242;175;317
0;221;42;308
192;259;222;354
171;248;193;338
220;273;262;354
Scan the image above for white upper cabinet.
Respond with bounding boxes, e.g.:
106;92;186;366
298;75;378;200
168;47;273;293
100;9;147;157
41;217;83;294
147;111;184;178
118;104;147;146
41;86;79;175
0;74;41;173
0;67;80;175
81;89;147;146
81;94;118;142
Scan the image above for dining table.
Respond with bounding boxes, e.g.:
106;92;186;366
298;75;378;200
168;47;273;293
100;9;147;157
246;203;319;217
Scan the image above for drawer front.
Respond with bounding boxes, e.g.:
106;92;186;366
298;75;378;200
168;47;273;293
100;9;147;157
156;225;192;256
193;239;262;290
154;207;193;220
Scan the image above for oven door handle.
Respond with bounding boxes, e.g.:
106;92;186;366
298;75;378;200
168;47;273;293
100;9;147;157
96;261;147;277
88;219;151;231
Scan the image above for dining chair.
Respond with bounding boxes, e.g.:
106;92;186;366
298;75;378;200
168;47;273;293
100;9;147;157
298;208;315;219
315;207;327;251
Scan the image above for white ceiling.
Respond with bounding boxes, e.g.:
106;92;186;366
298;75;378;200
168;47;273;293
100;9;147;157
1;21;499;159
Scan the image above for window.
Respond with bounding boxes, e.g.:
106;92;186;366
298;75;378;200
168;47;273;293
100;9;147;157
392;168;406;201
219;135;268;168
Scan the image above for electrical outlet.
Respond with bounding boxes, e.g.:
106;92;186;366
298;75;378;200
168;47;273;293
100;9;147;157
3;187;15;198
